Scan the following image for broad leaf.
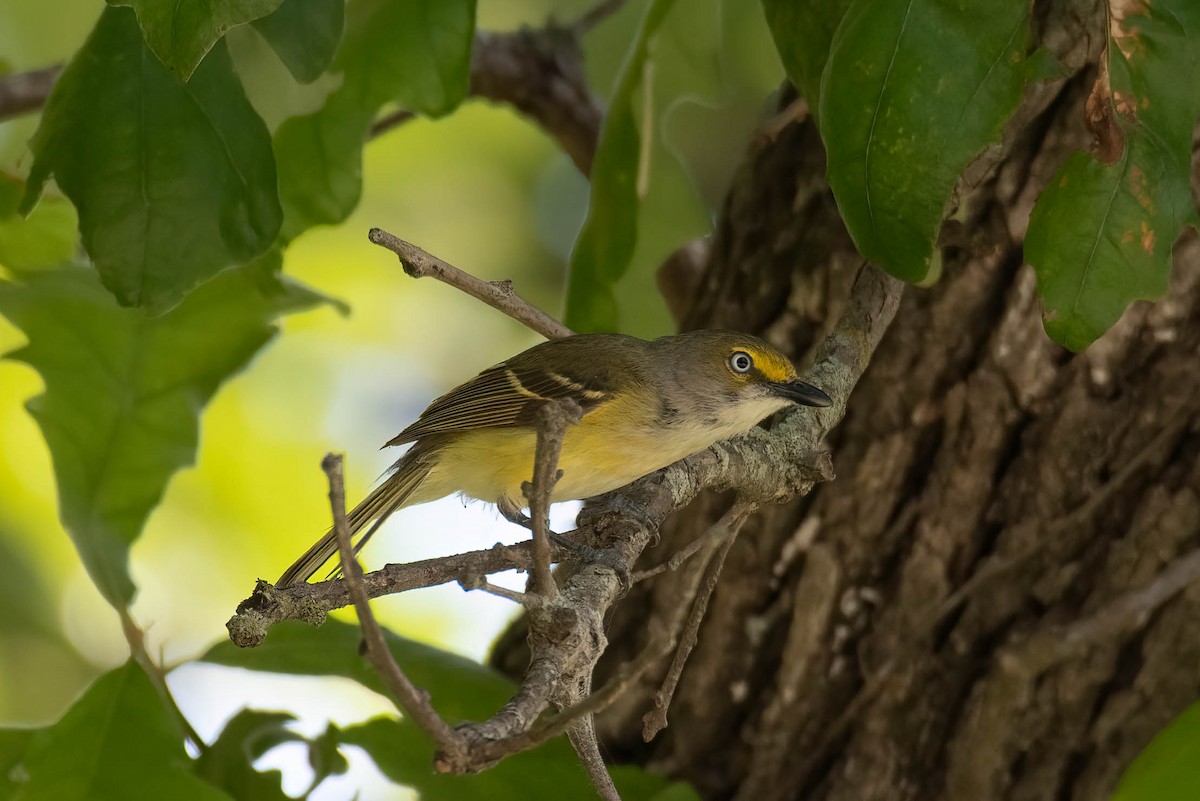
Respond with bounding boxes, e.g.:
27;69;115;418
108;0;283;80
8;661;229;801
0;176;76;272
761;0;853;115
22;7;281;313
0;256;327;606
564;0;677;332
205;621;699;800
252;0;344;84
343;717;698;801
273;0;476;238
1112;701;1200;801
1026;0;1200;350
819;0;1032;283
307;723;351;788
203;619;512;721
194;710;301;800
0;729;37;798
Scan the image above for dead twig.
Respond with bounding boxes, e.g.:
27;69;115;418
323;453;465;762
227;539;568;646
633;501;757;583
643;503;755;740
0;64;60;121
368;228;573;340
524;399;585;596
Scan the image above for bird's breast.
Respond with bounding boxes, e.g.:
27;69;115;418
417;392;786;507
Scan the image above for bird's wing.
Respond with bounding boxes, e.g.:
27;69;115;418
384;361;614;447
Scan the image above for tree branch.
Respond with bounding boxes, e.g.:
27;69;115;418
524;399;585;596
322;453;465;762
0;65;60;122
368;227;573;340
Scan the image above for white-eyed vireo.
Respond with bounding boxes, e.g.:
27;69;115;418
276;330;831;587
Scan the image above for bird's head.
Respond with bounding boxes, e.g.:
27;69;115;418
653;330;832;435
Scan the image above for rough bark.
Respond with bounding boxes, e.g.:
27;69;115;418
492;13;1200;801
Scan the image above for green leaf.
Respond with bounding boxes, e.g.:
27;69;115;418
107;0;283;80
564;0;677;333
0;181;78;273
1112;701;1200;801
9;661;230;801
273;0;476;238
0;256;327;606
194;710;301;800
307;723;350;787
205;622;699;800
22;7;281;313
1026;0;1200;350
0;729;37;798
761;0;853;114
0;173;20;216
343;717;698;801
203;620;512;721
252;0;344;84
819;0;1032;283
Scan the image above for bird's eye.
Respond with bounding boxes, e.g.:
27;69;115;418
729;351;754;374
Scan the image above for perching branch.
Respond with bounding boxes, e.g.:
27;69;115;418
368;228;573;340
230;249;902;789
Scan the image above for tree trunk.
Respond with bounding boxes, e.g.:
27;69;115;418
495;15;1200;801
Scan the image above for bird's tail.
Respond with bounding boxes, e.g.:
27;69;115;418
275;452;432;588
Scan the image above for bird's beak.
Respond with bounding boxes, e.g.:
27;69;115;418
769;379;833;408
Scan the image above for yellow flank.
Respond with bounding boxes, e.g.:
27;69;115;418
413;387;665;505
411;374;791;508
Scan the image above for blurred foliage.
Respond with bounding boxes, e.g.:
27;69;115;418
204;620;699;800
1112;701;1200;801
0;0;780;797
2;0;1195;797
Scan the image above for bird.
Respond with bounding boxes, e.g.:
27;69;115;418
275;330;832;587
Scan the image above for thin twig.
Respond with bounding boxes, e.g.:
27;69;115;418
322;453;464;761
368;228;573;340
474;636;669;763
368;108;416;139
119;609;206;752
524;400;585;596
643;505;754;741
568;716;622;801
459;577;532;605
0;64;61;121
633;502;758;583
228;540;572;646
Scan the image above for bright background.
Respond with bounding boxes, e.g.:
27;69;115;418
0;0;783;796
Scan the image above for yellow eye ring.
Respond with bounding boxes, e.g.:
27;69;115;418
729;350;753;374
